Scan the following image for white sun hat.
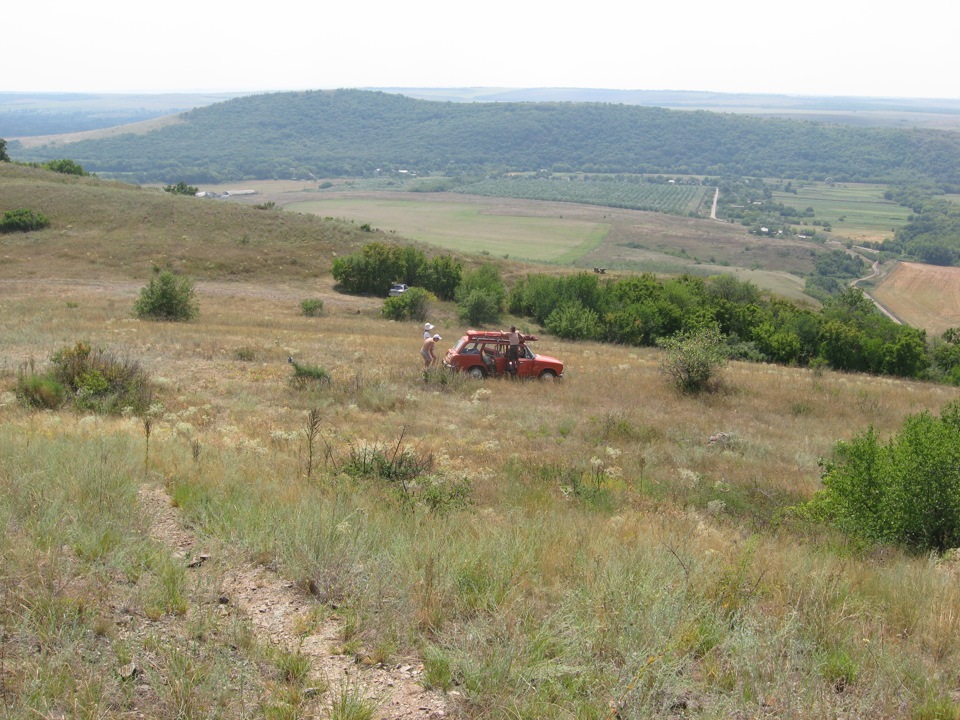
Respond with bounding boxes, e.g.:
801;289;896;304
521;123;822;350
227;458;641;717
424;323;434;331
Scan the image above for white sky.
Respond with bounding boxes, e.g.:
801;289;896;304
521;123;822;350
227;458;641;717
4;0;958;99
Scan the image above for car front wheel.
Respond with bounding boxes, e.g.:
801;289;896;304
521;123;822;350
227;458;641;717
468;366;486;379
539;369;557;381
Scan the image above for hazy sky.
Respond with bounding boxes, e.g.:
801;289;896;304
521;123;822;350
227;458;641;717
4;0;957;99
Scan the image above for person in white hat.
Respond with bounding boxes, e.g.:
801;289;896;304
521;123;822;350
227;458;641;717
423;322;435;340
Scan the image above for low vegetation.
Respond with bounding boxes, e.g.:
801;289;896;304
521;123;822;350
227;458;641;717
0;207;49;233
300;298;324;317
16;341;152;413
808;400;960;552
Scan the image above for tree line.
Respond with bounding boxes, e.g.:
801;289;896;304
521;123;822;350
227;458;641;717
333;242;960;385
507;271;949;382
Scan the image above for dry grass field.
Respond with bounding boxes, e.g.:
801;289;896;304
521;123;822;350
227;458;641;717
6;164;960;718
872;261;960;335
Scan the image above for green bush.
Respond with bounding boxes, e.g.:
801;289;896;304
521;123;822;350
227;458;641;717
163;181;199;195
50;341;152;413
0;208;50;234
300;298;324;317
808;401;960;552
455;264;505;326
382;287;432;321
133;269;198;321
656;326;727;393
545;301;601;340
455;288;502;326
16;342;152;414
42;158;89;176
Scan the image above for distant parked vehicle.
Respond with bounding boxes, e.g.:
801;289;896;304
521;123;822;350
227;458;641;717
388;283;409;297
443;330;563;380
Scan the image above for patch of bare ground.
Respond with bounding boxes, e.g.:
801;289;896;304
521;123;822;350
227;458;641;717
138;483;450;719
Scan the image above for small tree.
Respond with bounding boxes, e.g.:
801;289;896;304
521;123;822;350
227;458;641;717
134;269;198;321
164;181;199;196
0;138;10;163
657;326;727;393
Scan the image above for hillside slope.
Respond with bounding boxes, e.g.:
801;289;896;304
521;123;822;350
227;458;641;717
10;89;960;186
0;163;392;283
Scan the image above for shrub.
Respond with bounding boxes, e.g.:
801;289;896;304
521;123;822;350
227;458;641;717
455;288;502;326
288;358;332;388
0;208;50;234
808;400;960;552
42;158;89;176
163;181;199;196
382;287;432;322
545;301;601;340
300;299;324;317
50;341;152;413
656;326;727;393
133;269;198;321
16;342;151;414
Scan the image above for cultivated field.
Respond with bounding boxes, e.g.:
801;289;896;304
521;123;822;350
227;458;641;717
771;182;911;244
285;197;610;263
872;261;960;335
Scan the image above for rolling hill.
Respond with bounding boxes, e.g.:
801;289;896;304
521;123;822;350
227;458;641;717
9;89;960;186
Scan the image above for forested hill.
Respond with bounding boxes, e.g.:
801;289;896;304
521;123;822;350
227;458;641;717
11;89;960;186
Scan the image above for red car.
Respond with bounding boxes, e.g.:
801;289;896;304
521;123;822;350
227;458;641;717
443;330;564;380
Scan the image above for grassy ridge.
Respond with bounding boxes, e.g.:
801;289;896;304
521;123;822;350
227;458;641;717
0;163;383;282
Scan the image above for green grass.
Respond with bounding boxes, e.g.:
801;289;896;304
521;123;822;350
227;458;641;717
285;198;610;263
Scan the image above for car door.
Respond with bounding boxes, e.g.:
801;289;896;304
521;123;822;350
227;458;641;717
515;344;536;377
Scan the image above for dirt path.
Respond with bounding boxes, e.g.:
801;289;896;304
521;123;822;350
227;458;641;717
138;483;449;719
847;255;902;324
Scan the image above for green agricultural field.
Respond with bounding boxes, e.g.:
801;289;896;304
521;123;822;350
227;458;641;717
772;182;911;244
286;197;609;263
454;176;709;215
